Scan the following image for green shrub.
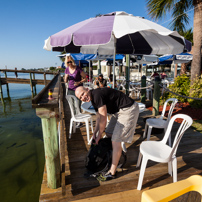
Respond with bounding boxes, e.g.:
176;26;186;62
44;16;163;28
161;74;190;103
188;75;202;108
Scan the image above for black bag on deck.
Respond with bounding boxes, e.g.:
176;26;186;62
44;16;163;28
85;138;127;177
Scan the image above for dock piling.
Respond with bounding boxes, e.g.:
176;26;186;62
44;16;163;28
44;73;47;86
0;74;4;104
36;108;61;189
29;72;34;93
4;72;10;97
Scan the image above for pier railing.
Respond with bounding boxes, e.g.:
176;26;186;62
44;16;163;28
32;73;65;189
0;69;56;101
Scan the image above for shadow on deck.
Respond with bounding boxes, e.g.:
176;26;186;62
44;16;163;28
39;89;202;202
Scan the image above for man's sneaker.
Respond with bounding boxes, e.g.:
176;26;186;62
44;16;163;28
76;122;83;128
97;172;116;182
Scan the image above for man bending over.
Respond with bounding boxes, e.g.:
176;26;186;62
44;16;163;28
75;86;139;181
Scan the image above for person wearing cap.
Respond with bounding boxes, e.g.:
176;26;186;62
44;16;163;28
94;74;107;88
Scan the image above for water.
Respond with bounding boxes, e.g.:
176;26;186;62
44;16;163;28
0;72;54;202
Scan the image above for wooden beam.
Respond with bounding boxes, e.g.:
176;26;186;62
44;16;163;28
0;77;51;85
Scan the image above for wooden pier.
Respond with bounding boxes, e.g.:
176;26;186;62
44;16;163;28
32;78;202;202
0;69;55;101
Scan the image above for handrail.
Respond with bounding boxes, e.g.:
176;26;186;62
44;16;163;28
0;69;56;74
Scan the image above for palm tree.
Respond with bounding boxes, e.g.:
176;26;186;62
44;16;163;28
146;0;202;84
179;28;193;75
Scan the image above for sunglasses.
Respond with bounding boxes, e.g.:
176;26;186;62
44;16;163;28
67;61;72;64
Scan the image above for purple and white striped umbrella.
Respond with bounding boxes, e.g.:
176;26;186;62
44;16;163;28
44;11;191;55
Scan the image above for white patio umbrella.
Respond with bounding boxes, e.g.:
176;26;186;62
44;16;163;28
44;11;191;87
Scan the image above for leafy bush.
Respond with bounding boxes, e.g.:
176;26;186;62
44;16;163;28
188;75;202;108
161;74;190;103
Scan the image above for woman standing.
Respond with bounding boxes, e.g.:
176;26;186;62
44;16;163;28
64;55;87;127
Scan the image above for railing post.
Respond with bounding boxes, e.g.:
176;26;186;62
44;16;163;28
29;72;33;93
44;73;47;86
0;74;4;104
141;75;146;103
36;108;61;189
32;73;37;95
152;76;161;116
4;71;10;97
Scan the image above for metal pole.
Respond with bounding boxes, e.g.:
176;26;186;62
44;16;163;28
125;55;130;95
88;60;91;82
152;76;161;116
113;39;116;88
141;75;146;103
98;60;101;75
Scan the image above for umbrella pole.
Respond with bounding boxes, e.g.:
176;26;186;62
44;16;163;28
113;37;116;88
88;60;91;83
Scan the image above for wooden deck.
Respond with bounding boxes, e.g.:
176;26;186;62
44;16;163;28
39;89;202;202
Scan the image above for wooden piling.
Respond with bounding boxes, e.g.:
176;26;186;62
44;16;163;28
0;74;4;104
36;108;61;189
141;75;146;103
32;74;62;189
29;72;33;93
32;73;37;95
4;72;10;97
32;73;35;80
152;76;161;116
44;73;47;86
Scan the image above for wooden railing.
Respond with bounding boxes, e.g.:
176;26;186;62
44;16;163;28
32;73;65;189
0;69;56;101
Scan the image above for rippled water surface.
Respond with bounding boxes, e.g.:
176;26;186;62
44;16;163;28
0;72;54;202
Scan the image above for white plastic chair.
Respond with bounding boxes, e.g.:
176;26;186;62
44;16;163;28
66;95;94;145
65;83;68;95
136;114;193;190
129;83;141;99
143;98;178;146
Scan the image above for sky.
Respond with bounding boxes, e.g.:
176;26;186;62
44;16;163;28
0;0;194;70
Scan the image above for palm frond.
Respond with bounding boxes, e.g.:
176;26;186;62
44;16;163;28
146;0;176;20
